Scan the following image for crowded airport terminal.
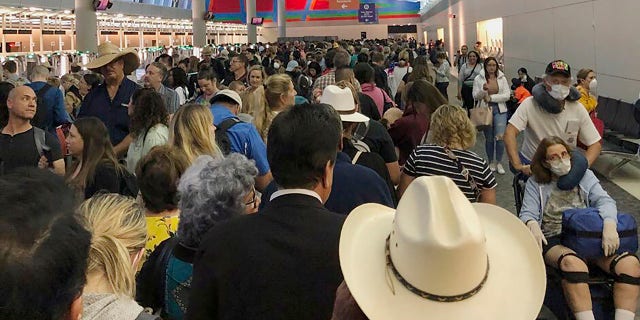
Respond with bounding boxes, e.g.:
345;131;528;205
1;0;640;319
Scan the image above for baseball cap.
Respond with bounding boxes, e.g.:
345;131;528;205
285;60;299;72
545;60;571;77
211;89;242;109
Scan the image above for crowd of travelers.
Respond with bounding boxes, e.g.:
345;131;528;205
1;36;639;320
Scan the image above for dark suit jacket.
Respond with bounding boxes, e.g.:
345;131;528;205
186;193;346;320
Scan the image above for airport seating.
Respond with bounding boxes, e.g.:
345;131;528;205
596;96;640;176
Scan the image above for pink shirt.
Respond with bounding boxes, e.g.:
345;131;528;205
361;83;392;117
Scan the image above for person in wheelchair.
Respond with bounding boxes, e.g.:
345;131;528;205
520;136;640;320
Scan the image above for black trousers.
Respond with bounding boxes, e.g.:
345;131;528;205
461;85;474;113
435;82;449;99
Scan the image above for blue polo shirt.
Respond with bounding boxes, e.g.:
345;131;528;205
77;78;139;145
209;104;270;175
259;152;394;214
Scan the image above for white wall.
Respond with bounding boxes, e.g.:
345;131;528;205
421;0;640;103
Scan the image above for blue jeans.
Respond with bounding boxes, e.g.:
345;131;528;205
482;103;508;162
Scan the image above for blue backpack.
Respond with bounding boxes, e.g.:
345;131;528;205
562;208;638;258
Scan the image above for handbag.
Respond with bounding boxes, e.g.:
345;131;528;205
470;99;493;130
561;208;638;258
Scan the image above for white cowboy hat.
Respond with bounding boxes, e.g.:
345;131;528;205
320;85;369;123
339;176;546;320
85;42;140;75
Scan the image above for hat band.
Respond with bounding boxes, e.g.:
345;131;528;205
385;235;489;303
337;108;357;115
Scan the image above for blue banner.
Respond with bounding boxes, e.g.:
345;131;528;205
358;3;378;24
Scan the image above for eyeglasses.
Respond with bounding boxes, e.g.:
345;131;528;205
245;188;257;209
546;150;570;162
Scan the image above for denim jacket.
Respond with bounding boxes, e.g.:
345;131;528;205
519;169;617;225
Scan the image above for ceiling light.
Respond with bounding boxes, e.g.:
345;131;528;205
63;10;71;14
116;13;123;18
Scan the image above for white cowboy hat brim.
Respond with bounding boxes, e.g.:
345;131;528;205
85;49;140;75
340;111;369;123
339;202;546;320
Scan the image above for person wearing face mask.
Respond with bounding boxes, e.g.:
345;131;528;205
576;68;598;114
517;67;535;93
520;137;640;320
505;60;601;182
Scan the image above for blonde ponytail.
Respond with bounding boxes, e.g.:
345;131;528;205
79;193;146;297
254;74;293;140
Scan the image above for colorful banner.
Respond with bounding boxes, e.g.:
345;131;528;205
114;0;192;9
207;0;419;23
358;3;378;24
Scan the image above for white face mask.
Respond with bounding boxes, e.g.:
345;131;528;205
273;62;280;69
549;158;571;176
588;78;597;93
549;84;571;100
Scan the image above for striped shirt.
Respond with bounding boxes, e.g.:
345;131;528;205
403;145;497;202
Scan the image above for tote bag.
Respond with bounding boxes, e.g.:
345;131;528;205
470;99;493;130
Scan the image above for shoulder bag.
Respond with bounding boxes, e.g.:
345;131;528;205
470;98;493;130
444;146;481;202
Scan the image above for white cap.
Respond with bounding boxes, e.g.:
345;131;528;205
212;89;242;109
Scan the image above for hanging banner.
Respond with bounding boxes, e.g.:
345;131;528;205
358;3;378;24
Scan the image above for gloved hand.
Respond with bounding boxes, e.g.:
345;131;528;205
526;220;547;251
602;220;620;256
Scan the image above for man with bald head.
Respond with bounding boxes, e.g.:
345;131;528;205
0;86;64;175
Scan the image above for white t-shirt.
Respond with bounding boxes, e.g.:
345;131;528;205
175;86;189;106
126;123;170;173
509;96;601;160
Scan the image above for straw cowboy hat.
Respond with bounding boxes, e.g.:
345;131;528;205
85;42;140;75
201;46;214;56
339;176;546;320
320;85;369;123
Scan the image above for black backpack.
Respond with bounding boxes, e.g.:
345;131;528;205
215;117;241;156
295;74;312;100
119;169;139;198
31;84;52;131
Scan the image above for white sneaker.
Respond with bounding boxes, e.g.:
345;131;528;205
489;162;496;172
496;163;506;175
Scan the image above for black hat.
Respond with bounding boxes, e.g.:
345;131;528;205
545;60;571;77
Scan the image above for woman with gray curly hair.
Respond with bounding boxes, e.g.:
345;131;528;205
136;153;258;319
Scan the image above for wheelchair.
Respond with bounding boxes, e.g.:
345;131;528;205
513;173;618;320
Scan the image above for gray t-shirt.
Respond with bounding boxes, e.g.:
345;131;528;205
542;185;586;237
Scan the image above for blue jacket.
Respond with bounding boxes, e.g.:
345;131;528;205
28;81;71;132
519;169;617;225
259;152;394;215
209;105;270;175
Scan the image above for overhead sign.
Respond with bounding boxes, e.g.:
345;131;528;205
358;3;378;24
329;0;359;10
